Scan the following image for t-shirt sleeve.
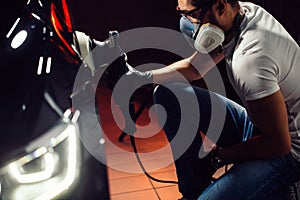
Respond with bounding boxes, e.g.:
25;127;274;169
233;53;280;101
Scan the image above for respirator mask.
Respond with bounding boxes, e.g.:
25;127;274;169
192;10;244;54
193;23;224;53
177;0;225;54
188;0;225;54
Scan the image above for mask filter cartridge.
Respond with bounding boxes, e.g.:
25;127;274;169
194;23;224;54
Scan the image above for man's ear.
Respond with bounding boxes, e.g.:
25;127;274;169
216;0;227;15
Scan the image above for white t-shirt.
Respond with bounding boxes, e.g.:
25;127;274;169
223;1;300;161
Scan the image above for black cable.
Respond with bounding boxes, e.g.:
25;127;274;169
128;134;178;184
127;112;230;185
123;100;178;184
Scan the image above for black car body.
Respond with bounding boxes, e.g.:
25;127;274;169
0;0;114;199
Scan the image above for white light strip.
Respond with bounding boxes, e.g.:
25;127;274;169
43;27;46;34
37;56;44;75
35;126;78;200
46;57;52;74
18;147;47;166
8;153;55;184
71;110;80;124
6;18;20;38
31;13;41;21
54;125;71;145
63;109;72;119
38;0;43;7
44;92;64;117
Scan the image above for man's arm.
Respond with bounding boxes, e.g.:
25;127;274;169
152;47;224;83
219;90;291;163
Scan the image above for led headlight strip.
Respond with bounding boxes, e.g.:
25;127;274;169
6;109;80;200
34;125;77;200
8;148;55;184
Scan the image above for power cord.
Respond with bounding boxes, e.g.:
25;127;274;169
122;100;178;184
127;124;229;185
128;134;179;184
120;98;229;185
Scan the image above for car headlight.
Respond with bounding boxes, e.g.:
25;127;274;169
8;147;56;184
0;109;81;200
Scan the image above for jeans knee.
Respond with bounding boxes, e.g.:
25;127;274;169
153;83;181;108
153;83;182;127
153;85;166;104
153;84;176;104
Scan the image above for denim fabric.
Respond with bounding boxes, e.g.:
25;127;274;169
198;153;300;200
153;83;300;199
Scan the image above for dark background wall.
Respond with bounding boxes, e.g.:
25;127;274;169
68;0;181;40
68;0;299;43
1;0;298;49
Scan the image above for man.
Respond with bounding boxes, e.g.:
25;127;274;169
113;0;300;199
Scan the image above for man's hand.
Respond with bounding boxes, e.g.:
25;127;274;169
108;60;153;135
125;63;153;84
111;62;153;106
104;53;129;91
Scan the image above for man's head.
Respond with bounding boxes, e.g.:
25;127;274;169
177;0;241;53
177;0;240;31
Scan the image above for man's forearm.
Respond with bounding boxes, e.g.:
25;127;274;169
151;58;201;83
151;50;224;84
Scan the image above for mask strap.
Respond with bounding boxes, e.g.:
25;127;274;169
192;23;201;40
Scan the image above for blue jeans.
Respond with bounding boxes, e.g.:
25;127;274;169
153;83;300;199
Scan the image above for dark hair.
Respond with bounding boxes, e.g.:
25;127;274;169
190;0;239;8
